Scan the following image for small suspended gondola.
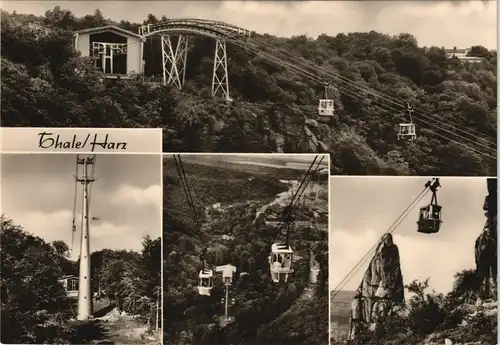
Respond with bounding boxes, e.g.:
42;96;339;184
318;82;335;117
398;104;417;141
197;269;214;296
268;243;294;283
417;178;442;234
269;206;295;283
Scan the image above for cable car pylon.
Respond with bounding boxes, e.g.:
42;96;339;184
75;155;96;321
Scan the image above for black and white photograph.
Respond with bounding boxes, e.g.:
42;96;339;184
1;154;162;344
329;176;497;345
164;153;329;345
0;1;496;175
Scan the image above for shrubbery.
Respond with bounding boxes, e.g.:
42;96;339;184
337;276;497;345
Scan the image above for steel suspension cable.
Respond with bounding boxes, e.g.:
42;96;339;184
274;155;319;235
177;156;203;232
275;155;325;243
172;155;201;233
330;185;431;300
249;36;497;144
235;37;497;153
232;40;496;157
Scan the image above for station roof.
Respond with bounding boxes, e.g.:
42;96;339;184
74;25;141;39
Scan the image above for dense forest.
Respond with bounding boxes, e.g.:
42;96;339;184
163;158;329;345
0;215;161;344
1;7;496;175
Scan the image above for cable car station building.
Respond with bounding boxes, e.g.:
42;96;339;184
74;26;144;79
58;275;79;299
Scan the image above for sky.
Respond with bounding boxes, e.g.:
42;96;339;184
1;154;162;260
1;0;496;49
329;176;489;294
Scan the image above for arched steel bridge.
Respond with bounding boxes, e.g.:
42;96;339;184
139;18;256;101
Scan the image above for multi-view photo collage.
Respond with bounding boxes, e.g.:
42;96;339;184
0;1;497;345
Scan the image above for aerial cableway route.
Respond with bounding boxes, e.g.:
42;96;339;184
137;18;495;161
171;154;326;290
269;154;325;283
330;178;441;301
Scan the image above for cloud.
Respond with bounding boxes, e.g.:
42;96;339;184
6;209;74;246
90;220;150;253
1;154;161;256
109;184;161;206
2;0;495;48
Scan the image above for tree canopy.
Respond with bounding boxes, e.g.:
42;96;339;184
1;8;496;176
0;215;161;343
164;160;329;344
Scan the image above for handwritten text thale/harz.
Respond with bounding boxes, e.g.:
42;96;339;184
38;132;128;151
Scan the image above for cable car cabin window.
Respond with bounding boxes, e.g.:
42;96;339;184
67;279;78;292
417;205;442;234
398;124;416;140
200;277;212;287
272;253;279;263
318;99;335;116
282;254;292;269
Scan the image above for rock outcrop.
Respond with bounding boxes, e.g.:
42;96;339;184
474;178;497;300
348;233;404;339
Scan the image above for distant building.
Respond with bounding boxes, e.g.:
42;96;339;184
444;47;485;64
456;56;485;64
58;275;79;298
445;47;469;59
15;21;51;37
74;25;144;78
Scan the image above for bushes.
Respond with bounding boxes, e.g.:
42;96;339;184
1;217;74;344
348;277;497;345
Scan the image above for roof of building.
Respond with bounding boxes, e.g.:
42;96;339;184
60;275;78;280
74;25;141;39
444;48;469;53
458;56;485;60
15;21;52;30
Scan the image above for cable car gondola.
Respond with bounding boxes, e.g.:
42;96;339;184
269;205;296;283
398;104;417;141
217;264;237;286
318;82;335;117
417;178;442;234
269;243;294;283
197;269;214;296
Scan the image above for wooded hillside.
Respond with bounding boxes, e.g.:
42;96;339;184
1;8;496;175
163;159;329;344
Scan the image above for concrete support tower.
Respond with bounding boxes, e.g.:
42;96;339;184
76;156;96;321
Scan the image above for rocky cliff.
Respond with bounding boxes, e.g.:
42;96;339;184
348;233;404;340
474;178;497;300
342;179;497;345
